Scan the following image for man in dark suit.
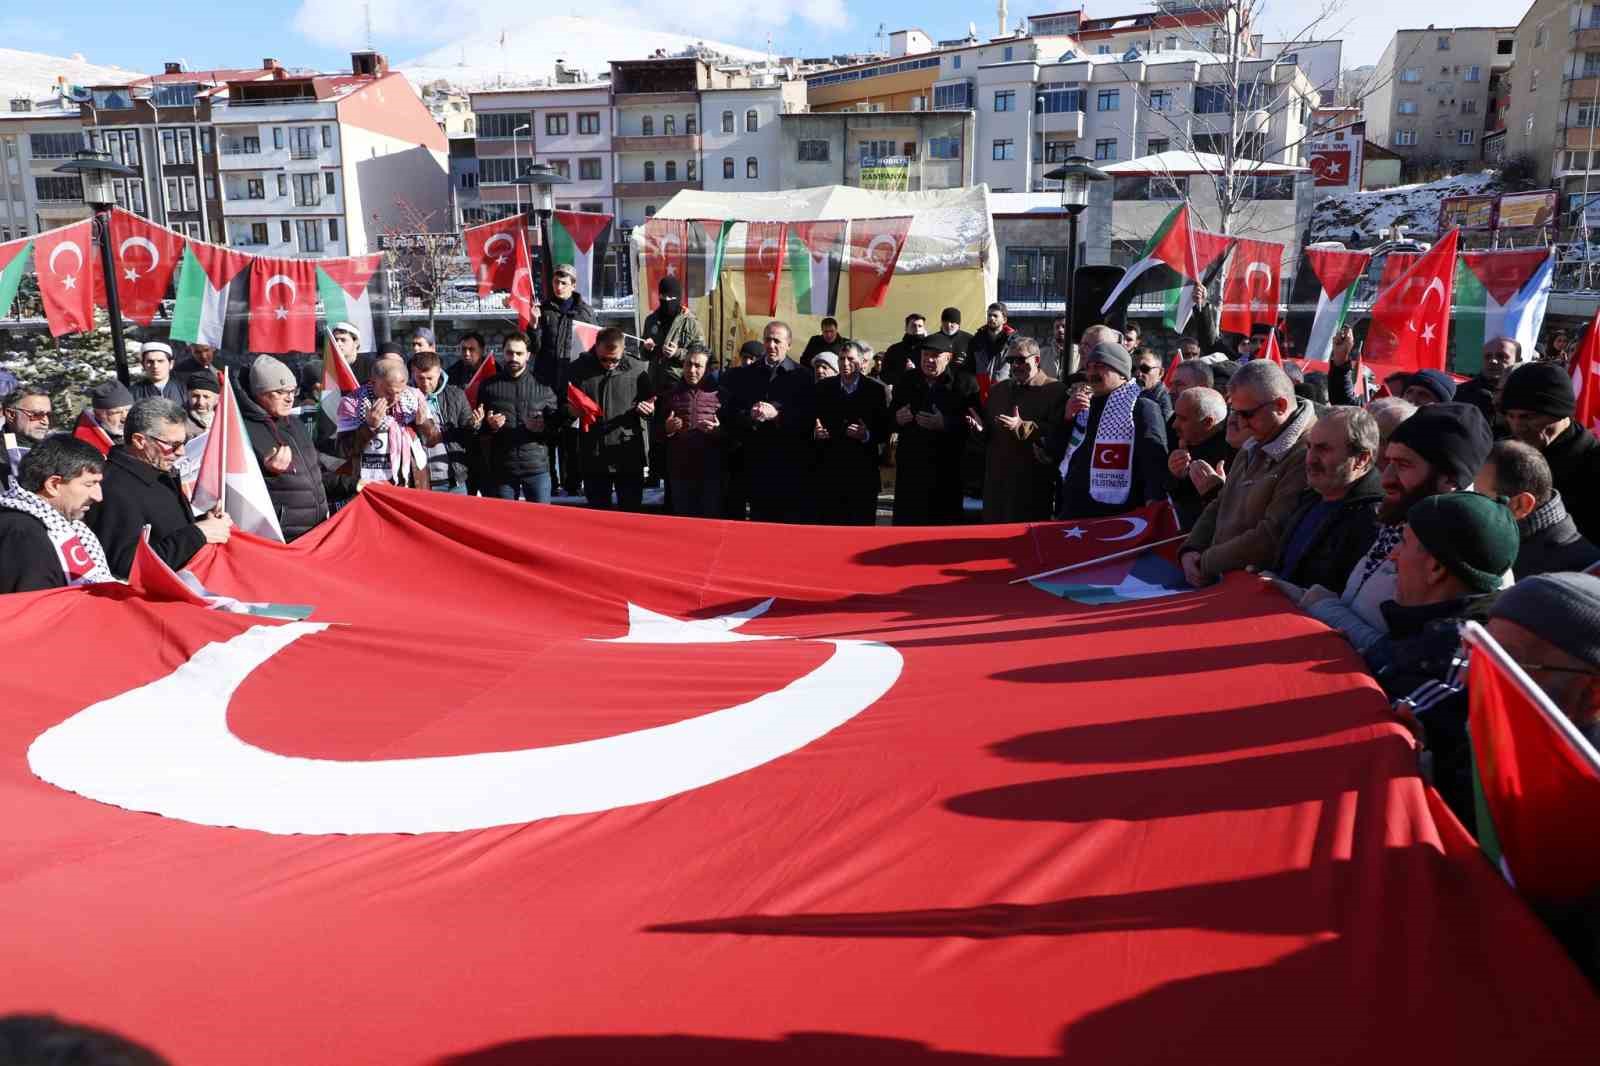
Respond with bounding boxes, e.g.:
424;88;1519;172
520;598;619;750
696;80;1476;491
719;321;815;522
814;340;890;525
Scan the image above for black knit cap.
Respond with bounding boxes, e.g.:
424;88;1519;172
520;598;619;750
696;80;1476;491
185;370;221;394
941;306;961;324
1500;362;1576;418
657;274;682;300
1406;492;1519;594
739;340;766;362
1386;402;1494;488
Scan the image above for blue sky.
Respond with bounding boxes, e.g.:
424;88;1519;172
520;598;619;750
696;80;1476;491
4;0;1525;76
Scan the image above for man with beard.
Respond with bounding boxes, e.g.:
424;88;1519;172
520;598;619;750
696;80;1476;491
537;263;599;494
1500;361;1600;542
938;307;972;363
1258;407;1384;594
661;348;724;518
880;312;929;391
478;333;558;504
966;302;1016;383
182;372;221;440
1454;336;1522;429
73;381;133;456
1053;341;1169;521
0;436;115;592
3;386;53;482
1298;403;1493;654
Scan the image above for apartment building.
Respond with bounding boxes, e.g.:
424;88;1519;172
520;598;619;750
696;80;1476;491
777;110;977;190
0;96;96;241
1364;27;1515;174
701;78;808;194
471;83;614;224
1499;0;1600;220
209;51;448;258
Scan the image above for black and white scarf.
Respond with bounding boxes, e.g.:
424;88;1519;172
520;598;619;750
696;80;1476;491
1087;380;1140;506
0;484;114;586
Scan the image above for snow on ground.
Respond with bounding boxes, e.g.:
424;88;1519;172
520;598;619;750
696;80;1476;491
1310;171;1500;247
0;48;138;101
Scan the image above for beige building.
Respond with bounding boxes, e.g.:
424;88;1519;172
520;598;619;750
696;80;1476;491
0;96;96;241
1364;26;1515;175
1499;0;1600;223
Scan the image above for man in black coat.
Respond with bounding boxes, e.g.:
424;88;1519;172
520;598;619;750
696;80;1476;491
879;312;929;393
814;340;890;525
937;306;972;364
1474;439;1600;579
1052;342;1170;520
1454;336;1521;433
479;332;559;503
242;356;352;540
1264;408;1384;594
719;321;815;522
799;316;850;368
0;437;113;593
1502;362;1600;543
964;302;1016;382
1166;385;1233;530
537;264;600;493
564;327;654;510
891;332;980;525
86;397;232;577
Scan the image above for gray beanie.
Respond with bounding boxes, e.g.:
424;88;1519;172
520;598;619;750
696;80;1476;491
90;380;135;409
1490;572;1600;670
250;354;297;395
1086;341;1133;378
813;351;839;372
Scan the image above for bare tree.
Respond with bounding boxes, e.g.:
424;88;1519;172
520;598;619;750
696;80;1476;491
374;198;463;337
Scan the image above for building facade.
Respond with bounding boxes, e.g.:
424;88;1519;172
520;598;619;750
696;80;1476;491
1364;27;1515;174
1498;0;1600;222
610;57;744;231
0;96;95;241
701;80;808;195
777;110;976;190
471;84;614;224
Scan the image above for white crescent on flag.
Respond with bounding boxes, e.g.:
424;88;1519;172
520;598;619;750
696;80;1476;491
1244;261;1273;307
756;238;780;279
264;273;297;303
483;233;515;263
119;235;160;273
865;233;899;275
48;240;83;276
511;267;534;301
1095;515;1148;542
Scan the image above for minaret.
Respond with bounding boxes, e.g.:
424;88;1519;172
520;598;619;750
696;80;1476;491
998;0;1008;37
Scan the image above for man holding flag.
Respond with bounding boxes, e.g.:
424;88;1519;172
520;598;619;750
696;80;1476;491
241;357;350;540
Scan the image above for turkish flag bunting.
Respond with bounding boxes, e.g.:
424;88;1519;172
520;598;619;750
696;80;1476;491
1219;238;1284;335
247;255;319;353
1570;307;1600;436
565;381;602;430
506;230;537;331
743;221;786;318
1364;228;1459;374
33;219;97;337
847;216;912;310
464;216;525;296
108;208;187;325
641;218;689;313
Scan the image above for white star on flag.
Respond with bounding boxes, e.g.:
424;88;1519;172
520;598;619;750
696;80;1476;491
124;268;140;282
1421;322;1437;343
61;275;76;290
274;307;289;320
1063;527;1086;540
1326;160;1343;175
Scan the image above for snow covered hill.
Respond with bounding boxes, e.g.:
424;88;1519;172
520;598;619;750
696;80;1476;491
398;17;767;90
1309;171;1501;247
0;48;138;101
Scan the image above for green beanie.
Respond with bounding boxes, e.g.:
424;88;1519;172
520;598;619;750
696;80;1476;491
1406;492;1519;594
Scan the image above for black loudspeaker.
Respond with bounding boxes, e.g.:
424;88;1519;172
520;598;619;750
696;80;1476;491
1072;265;1127;333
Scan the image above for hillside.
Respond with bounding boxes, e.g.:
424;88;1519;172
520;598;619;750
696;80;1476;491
0;48;138;101
1309;170;1501;246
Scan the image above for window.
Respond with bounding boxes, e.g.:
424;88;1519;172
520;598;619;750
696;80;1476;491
476;111;532;138
953;56;962;69
685;114;696;134
1536;25;1547;48
328;218;339;242
721;110;734;133
579;157;602;180
477;157;520;183
154;83;198;107
746;109;759;132
1532;70;1540;92
324;171;336;195
294;172;320;206
1042;139;1075;162
1394;130;1418;146
992;138;1015;160
319;125;331;149
161;130;178;165
934;81;972;109
580;201;604;213
276;173;288;197
1458;129;1475;145
1461;99;1478;115
746;156;758;178
1036;85;1083;113
643;161;655;181
1094;138;1117;161
1148;137;1169;154
641;116;653;136
1498;39;1514;55
665;160;676;180
1003;45;1014;61
179;129;194;163
199;129;211;155
686;159;696;180
1400;68;1422;83
1237;132;1266;160
929;136;961;159
1438;35;1451;50
798;139;829;162
1464;65;1481;82
130;182;146;213
644;205;656;218
578;112;600;135
111;179;127;208
280;220;292;244
289;126;316;159
1097;88;1119;111
1398;100;1418;115
180;176;197;210
464;119;475;133
296;218;323;253
1240;175;1294;200
994;90;1015;112
1237;83;1267;111
663;115;675;135
244;177;264;200
461;172;477;189
1193;133;1227;154
29;133;82;158
723;157;734;178
92;89;132;109
549;159;571;179
1149;90;1170;111
546;113;569;136
249;223;268;245
1195;85;1230;113
1113;175;1187;200
273;127;284;150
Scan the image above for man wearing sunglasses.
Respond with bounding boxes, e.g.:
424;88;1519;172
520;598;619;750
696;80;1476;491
86;397;232;578
3;385;53;483
971;338;1065;523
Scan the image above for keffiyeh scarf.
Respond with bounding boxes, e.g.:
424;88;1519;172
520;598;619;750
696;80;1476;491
0;484;114;585
336;384;430;484
1087;380;1140;506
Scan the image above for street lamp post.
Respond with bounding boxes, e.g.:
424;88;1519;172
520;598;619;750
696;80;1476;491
512;123;531;217
523;162;572;301
55;150;139;386
1043;155;1109;367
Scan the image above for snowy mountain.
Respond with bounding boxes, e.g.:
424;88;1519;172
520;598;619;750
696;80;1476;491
1309;171;1501;247
0;48;138;102
398;17;767;90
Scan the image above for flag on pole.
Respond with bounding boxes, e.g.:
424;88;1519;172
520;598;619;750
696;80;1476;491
316;254;384;346
1570;307;1600;436
694;218;734;296
107;208;187;326
1099;204;1207;327
70;410;114;456
1258;327;1284;366
847;217;911;311
744;221;787;317
320;332;363;423
1166;228;1232;332
248;256;319;354
571;319;601;352
463;347;498;407
170;241;251;347
548;210;612;303
464;216;524;296
1365;228;1460;374
641;219;689;312
191;367;285;542
0;236;32;319
786;221;845;317
507;229;537;331
32;219;96;337
1218;237;1285;336
1289;247;1371;361
1453;249;1554;373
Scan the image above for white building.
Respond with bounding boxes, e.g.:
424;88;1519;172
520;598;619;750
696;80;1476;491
700;78;807;194
0;96;92;242
471;84;614;223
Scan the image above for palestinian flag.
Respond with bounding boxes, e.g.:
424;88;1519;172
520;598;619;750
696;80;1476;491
1453;250;1554;375
190;367;284;542
786;221;845;317
315;254;383;347
1288;247;1371;362
549;210;613;304
319;332;363;423
0;236;31;319
695;219;734;295
1165;229;1232;333
171;242;251;348
1100;204;1210;329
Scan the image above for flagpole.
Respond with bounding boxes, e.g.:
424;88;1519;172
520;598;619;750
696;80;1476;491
1009;533;1189;585
218;367;230;508
1461;621;1600;774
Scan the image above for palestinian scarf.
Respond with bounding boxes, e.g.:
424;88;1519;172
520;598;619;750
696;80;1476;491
0;484;114;586
1088;380;1140;506
336;384;430;485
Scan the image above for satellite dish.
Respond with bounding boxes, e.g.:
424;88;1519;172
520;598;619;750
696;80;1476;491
969;21;978;39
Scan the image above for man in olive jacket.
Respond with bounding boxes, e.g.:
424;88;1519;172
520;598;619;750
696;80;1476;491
564;327;655;511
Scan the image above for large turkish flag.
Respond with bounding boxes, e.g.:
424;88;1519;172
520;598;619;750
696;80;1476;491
247;255;319;353
2;488;1596;1064
108;207;187;325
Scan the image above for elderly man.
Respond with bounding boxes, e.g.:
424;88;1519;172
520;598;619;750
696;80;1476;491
412;350;477;495
478;332;558;503
1163;358;1215;447
1475;439;1600;578
1455;336;1522;429
814;340;890;525
183;371;220;440
410;326;436;357
1501;362;1600;542
73;381;133;455
720;320;814;522
1166;385;1233;530
971;337;1063;523
87;397;231;576
1365;396;1417;453
242;355;348;540
1259;407;1384;594
131;341;186;405
1133;348;1172;421
891;332;980;525
938;307;972;362
336;355;438;489
1054;340;1168;520
446;331;489;391
1180;360;1316;585
661;348;725;518
812;351;839;384
566;326;654;511
0;437;115;592
3;385;53;482
173;340;221;377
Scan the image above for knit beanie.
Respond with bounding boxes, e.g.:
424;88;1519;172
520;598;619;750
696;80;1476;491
1406;369;1457;404
1386;402;1494;488
1406;492;1519;594
1491;572;1600;669
90;380;135;409
941;306;962;325
813;352;839;372
1085;341;1133;378
658;274;682;300
185;370;221;394
1500;362;1576;418
250;355;297;395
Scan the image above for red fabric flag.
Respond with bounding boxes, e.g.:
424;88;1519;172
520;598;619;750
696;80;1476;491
1364;228;1459;374
1374;250;1419;294
1258;327;1284;366
464;216;525;296
70;409;113;456
1571;307;1600;436
463;348;499;407
127;526;210;606
4;491;1600;1064
33;219;96;337
641;218;689;313
507;230;537;330
847;216;912;311
108;208;187;325
566;381;602;430
248;256;318;354
743;221;786;318
571;320;601;351
1219;238;1284;335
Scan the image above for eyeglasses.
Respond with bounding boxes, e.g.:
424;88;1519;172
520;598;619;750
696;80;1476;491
7;407;51;422
1136;365;1162;376
1005;356;1030;365
1229;401;1268;421
148;435;187;455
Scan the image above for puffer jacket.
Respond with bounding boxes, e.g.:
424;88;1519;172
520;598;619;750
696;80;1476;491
242;405;345;540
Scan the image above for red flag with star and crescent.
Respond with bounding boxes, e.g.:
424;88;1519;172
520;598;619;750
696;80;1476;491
1571;307;1600;436
1364;229;1459;374
108;208;187;326
847;216;912;311
247;256;318;353
743;221;786;317
464;216;525;297
1218;238;1284;336
33;220;97;337
507;229;537;331
641;218;689;313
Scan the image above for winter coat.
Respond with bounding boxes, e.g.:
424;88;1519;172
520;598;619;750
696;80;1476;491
131;377;187;406
535;294;598;387
1515;492;1600;579
418;380;476;491
85;446;206;578
719;357;816;498
966;324;1017;383
661;380;723;482
1453;374;1500;432
800;332;851;367
1368;592;1500;701
1167;426;1236;531
814;374;890;522
1184;397;1316;578
242;406;339;541
1141;382;1174;423
1271;467;1385;591
880;334;926;393
478;368;558;481
891;368;981;525
980;373;1065;523
1542;422;1600;543
1055;391;1171;520
0;509;70;593
564;352;654;473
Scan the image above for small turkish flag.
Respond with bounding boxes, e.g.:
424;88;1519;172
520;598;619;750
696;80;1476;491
109;208;187;325
464;348;499;408
464;215;525;296
566;381;602;431
33;220;96;337
506;230;537;331
1570;307;1600;436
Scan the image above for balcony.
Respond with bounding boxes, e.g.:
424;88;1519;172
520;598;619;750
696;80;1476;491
1035;111;1084;138
612;133;701;153
1567;75;1600;99
613;91;699;107
1566;126;1600;149
613;179;701;199
1578;27;1600;49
